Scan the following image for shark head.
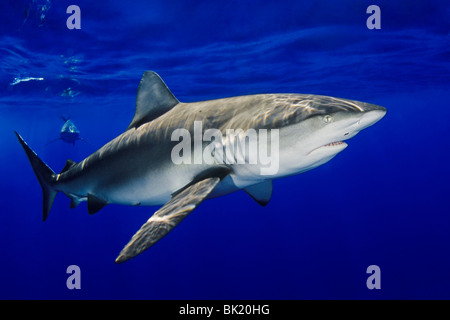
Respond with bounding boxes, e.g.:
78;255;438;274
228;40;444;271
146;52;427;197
276;95;386;177
60;119;80;144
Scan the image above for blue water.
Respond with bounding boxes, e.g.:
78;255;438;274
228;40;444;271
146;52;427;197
0;0;449;299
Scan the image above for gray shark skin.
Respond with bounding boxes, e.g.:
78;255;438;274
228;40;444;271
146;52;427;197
15;71;386;263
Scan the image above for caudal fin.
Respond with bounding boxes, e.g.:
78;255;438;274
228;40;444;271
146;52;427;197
15;132;58;221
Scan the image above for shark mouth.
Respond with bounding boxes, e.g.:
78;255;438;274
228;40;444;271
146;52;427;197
323;141;346;147
308;141;348;155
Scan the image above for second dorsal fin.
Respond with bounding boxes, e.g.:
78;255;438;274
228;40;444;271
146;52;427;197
60;159;77;173
127;71;180;130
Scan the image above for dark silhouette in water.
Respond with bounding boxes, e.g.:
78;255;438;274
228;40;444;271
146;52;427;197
47;116;87;146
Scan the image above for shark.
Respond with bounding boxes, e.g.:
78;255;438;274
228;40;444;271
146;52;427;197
47;116;86;146
15;71;386;263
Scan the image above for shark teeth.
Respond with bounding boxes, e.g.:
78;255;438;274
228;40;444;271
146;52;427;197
308;141;347;155
323;141;345;147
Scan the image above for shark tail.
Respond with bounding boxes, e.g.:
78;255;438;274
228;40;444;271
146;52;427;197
15;132;58;221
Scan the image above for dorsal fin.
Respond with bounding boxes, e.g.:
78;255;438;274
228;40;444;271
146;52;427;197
60;159;77;174
127;71;180;130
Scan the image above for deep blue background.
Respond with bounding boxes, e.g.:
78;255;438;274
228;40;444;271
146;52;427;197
0;0;449;299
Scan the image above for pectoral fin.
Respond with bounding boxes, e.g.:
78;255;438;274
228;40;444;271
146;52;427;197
115;176;223;263
244;180;273;206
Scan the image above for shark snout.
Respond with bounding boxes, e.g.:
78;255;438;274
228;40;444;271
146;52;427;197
358;105;387;130
359;102;386;113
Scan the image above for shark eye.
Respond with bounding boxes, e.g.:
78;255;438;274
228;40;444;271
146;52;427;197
323;115;333;123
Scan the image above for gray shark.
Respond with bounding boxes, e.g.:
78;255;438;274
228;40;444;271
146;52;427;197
59;117;81;145
46;116;87;146
15;71;386;263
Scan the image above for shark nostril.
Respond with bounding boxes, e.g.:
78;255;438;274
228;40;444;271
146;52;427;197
344;132;349;136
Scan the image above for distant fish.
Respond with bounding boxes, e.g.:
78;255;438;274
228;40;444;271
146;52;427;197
47;116;87;146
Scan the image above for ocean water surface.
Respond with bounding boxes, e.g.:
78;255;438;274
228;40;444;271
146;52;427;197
0;0;449;299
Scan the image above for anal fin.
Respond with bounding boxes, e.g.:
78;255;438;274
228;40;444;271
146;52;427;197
70;197;81;209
